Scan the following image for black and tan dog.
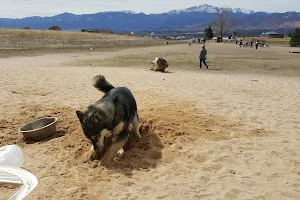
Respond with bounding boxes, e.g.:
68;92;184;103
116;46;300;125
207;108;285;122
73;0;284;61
76;75;141;165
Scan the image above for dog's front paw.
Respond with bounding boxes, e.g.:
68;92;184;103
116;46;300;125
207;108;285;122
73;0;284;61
113;148;124;162
86;149;98;161
91;160;100;168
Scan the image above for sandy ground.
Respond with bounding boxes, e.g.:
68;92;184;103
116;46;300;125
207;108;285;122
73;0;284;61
0;43;300;200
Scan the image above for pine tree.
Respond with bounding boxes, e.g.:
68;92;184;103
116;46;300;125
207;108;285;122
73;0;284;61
204;27;208;37
205;26;214;39
290;28;300;47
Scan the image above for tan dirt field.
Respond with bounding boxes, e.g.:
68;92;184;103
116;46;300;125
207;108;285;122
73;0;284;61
0;43;300;200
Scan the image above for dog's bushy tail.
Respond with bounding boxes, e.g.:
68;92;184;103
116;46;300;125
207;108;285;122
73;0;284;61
92;75;114;94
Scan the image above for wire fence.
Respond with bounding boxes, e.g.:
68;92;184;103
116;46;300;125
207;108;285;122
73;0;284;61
0;39;179;50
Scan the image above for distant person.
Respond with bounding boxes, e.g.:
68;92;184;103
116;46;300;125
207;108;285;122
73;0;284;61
250;41;253;48
255;41;259;49
199;46;208;69
239;40;243;47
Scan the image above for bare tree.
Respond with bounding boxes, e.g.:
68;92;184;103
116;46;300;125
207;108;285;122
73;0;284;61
213;8;233;42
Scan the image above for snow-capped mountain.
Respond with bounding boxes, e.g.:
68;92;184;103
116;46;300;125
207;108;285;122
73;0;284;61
169;4;218;14
0;4;299;31
232;8;255;14
169;4;255;14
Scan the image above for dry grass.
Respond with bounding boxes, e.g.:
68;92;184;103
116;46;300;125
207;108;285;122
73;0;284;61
236;37;290;46
69;43;300;76
0;42;175;58
0;28;186;58
0;28;137;41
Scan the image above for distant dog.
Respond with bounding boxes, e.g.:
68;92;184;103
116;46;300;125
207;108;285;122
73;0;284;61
76;75;141;165
150;57;169;72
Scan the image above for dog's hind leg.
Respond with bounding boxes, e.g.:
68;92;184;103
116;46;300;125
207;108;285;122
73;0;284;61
132;113;141;138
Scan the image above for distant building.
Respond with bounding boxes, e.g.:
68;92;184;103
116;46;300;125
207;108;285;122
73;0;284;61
260;31;284;38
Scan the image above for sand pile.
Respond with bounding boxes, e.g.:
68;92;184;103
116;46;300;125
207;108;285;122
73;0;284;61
0;96;275;200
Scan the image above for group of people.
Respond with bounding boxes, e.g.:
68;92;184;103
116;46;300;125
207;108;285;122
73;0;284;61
237;39;268;49
195;38;206;43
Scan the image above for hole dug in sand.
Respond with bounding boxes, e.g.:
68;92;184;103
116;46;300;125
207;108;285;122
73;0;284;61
92;120;164;175
77;118;164;174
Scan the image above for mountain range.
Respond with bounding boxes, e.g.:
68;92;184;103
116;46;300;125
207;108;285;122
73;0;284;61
0;4;299;33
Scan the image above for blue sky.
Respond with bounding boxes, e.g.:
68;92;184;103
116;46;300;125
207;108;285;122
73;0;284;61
1;0;300;18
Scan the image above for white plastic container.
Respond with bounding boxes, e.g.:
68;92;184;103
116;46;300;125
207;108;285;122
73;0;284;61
0;145;24;167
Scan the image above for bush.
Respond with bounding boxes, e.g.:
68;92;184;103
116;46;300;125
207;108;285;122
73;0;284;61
290;28;300;47
48;26;62;31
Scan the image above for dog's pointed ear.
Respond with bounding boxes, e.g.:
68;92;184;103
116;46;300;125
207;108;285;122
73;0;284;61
76;111;85;123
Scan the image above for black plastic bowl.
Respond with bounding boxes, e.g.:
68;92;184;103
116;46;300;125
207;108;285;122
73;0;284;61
19;117;58;141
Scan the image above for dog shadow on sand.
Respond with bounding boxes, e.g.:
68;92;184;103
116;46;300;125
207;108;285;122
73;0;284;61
104;123;164;177
151;70;173;74
161;71;173;73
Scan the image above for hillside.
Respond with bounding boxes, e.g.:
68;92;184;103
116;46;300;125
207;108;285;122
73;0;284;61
0;4;299;32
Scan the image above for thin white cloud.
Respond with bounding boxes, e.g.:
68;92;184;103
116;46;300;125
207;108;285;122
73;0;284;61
0;0;299;18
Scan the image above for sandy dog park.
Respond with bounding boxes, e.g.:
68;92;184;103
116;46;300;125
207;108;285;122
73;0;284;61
1;41;300;200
